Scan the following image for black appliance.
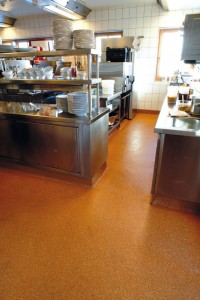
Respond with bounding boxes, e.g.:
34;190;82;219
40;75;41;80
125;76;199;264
106;47;131;62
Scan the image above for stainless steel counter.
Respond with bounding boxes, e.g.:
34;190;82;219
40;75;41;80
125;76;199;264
0;102;109;187
0;101;109;125
155;98;200;137
99;91;122;101
151;97;200;213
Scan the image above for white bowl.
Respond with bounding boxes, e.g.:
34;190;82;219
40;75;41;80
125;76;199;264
60;67;71;72
45;70;54;77
77;71;87;79
44;66;53;72
4;74;13;79
3;70;13;76
18;72;27;79
60;68;71;79
45;74;53;79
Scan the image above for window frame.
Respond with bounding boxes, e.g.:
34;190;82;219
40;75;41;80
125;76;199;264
94;31;123;49
95;31;123;38
3;37;54;50
156;28;183;81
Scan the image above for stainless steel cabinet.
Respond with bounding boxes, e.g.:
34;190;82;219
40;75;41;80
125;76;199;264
0;118;80;172
151;132;200;211
0;118;21;160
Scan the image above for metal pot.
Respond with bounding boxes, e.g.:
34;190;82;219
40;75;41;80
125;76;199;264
190;98;200;115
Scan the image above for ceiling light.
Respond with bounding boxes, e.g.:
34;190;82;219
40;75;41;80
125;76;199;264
157;0;200;11
157;0;169;10
43;4;82;20
51;0;68;5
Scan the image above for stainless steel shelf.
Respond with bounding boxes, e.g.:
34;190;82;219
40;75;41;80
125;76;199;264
0;78;101;85
0;49;101;118
0;49;101;58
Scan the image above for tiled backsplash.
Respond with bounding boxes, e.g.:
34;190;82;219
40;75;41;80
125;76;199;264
1;3;200;111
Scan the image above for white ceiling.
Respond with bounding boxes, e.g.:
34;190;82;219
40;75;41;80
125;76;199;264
0;0;200;18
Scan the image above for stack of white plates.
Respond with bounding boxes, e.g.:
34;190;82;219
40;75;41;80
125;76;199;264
14;47;35;52
68;92;88;116
73;30;94;49
56;94;68;112
0;45;14;53
52;19;73;50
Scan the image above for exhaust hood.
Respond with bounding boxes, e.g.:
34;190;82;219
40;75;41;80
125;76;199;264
157;0;200;11
0;0;16;27
157;0;168;11
0;12;16;27
26;0;91;20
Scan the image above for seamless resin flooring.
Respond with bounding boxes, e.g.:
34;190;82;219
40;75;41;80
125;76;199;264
0;114;200;300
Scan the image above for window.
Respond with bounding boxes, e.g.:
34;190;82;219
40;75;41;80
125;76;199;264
94;31;123;62
95;31;123;52
12;38;54;51
156;28;184;81
30;39;54;51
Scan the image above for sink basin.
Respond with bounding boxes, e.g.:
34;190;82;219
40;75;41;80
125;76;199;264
166;117;200;132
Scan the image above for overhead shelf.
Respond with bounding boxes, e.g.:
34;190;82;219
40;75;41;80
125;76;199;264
0;78;101;85
0;49;101;58
0;48;101;118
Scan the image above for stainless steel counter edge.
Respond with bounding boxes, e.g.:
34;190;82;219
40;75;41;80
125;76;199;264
0;107;109;125
0;78;101;85
0;49;101;58
99;91;122;101
154;97;200;137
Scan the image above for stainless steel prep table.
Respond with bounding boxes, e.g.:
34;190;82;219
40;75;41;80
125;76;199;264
151;98;200;213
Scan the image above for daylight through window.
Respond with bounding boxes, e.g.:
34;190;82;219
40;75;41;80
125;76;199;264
156;28;184;81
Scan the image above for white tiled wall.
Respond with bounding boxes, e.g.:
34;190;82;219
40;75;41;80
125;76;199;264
2;3;200;111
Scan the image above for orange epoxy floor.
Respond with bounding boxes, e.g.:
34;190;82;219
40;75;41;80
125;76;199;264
0;114;200;300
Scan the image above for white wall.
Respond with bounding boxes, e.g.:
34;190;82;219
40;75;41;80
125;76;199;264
2;3;200;111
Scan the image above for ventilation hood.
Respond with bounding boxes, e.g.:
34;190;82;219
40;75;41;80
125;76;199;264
0;13;16;27
157;0;200;11
26;0;91;20
157;0;168;11
0;0;16;27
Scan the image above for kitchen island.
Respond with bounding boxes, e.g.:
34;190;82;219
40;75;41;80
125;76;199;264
0;102;109;187
151;98;200;214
